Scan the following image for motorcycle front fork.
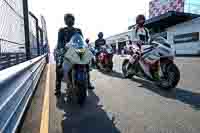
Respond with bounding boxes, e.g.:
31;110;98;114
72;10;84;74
127;61;139;75
150;61;160;80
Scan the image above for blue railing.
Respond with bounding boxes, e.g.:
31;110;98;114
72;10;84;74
0;54;47;133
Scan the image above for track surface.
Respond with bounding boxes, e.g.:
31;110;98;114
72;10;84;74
20;55;200;133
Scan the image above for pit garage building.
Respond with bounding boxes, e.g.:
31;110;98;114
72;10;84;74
106;11;200;55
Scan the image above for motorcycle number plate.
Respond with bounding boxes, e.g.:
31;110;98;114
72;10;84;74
75;71;87;81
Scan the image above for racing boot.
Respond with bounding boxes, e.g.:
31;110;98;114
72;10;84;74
55;81;61;97
88;73;95;90
55;64;63;97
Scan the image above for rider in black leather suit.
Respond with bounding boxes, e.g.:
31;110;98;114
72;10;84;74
55;14;94;96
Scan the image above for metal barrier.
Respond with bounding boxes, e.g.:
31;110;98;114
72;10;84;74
0;0;49;71
0;0;26;70
0;54;47;133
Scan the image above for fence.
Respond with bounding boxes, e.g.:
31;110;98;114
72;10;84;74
0;0;49;71
0;55;46;133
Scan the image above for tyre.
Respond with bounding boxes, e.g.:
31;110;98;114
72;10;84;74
107;62;113;72
122;59;134;78
77;82;87;105
108;56;113;71
96;62;101;70
158;63;180;89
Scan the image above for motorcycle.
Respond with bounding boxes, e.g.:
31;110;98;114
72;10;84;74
89;46;97;68
63;33;93;105
96;45;113;72
122;36;180;89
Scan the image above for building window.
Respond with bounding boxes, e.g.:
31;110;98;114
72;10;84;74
173;32;199;44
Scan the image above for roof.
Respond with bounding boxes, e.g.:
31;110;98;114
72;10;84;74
106;31;129;40
128;11;200;30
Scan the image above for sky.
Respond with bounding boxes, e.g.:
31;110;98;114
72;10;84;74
29;0;150;50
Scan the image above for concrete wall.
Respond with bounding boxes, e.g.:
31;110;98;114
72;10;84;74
167;17;200;55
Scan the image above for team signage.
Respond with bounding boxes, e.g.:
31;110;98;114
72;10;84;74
149;0;184;18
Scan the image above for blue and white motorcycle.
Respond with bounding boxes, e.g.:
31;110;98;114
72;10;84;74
63;33;93;105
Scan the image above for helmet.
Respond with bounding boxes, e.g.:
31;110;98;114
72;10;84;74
64;13;75;27
85;38;90;44
98;32;103;39
136;14;146;26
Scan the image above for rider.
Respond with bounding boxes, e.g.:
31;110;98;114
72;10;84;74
85;38;96;69
86;38;93;51
95;32;106;57
131;14;159;80
132;14;150;47
85;38;90;45
55;13;94;96
86;38;95;54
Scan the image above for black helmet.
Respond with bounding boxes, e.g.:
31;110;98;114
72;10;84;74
136;14;146;25
64;13;75;27
98;32;103;39
85;38;90;44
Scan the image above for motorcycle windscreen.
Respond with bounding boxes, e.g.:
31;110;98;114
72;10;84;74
152;37;171;48
152;36;175;57
64;33;93;64
68;33;87;49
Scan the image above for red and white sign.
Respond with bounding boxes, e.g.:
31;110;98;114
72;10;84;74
149;0;184;18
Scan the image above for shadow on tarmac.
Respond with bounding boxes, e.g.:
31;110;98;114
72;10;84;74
131;77;200;110
56;90;121;133
100;70;124;79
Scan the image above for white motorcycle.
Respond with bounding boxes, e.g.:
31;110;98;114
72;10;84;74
122;36;180;89
63;33;93;105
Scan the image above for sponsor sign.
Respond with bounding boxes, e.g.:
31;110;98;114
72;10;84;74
149;0;184;18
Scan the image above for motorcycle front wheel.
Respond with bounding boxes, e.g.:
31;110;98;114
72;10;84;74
158;63;180;89
106;62;113;72
76;81;87;105
122;59;134;78
71;67;88;106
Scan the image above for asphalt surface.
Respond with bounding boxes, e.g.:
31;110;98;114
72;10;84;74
21;55;200;133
